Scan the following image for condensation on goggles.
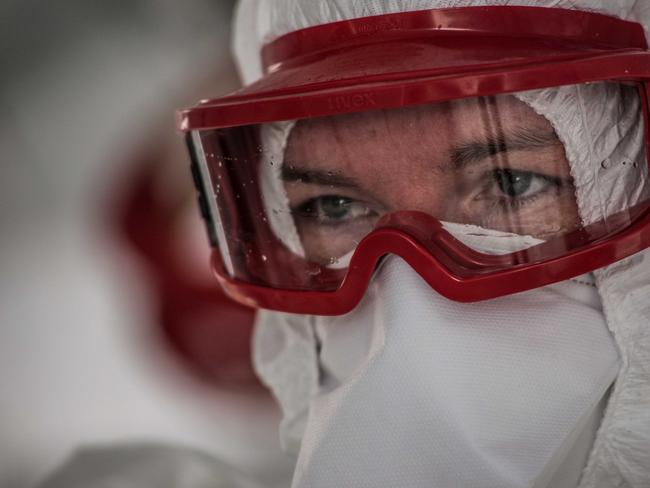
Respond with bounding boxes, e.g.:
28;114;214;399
190;82;649;291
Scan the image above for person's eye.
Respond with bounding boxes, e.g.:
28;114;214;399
492;169;561;200
295;195;375;225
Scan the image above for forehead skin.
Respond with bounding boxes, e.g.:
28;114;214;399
284;95;568;213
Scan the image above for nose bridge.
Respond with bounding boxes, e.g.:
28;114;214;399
372;141;464;224
374;114;459;217
382;172;454;218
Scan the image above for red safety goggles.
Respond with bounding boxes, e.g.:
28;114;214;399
178;6;650;315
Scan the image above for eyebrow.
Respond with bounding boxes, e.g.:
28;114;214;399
282;165;361;188
281;127;562;187
450;128;561;169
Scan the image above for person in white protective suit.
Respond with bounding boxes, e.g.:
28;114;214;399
206;1;650;487
40;1;650;487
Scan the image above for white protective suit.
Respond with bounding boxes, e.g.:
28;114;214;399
38;444;269;488
235;1;650;488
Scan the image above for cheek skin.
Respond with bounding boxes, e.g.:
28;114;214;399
295;211;382;264
528;194;581;238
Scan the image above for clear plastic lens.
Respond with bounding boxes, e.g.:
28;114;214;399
192;82;649;290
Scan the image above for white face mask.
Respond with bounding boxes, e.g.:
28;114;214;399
254;226;620;488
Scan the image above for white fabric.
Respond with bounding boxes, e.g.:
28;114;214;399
252;224;552;456
442;222;542;254
237;1;650;487
37;444;269;488
254;230;619;488
582;255;650;488
515;84;650;226
515;85;650;488
254;310;319;456
259;121;304;256
292;257;618;488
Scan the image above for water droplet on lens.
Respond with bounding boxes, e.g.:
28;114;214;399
633;161;639;169
307;265;322;276
601;159;611;169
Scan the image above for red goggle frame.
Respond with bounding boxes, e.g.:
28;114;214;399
179;6;650;315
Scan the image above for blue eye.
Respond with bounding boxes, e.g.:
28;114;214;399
296;196;374;225
493;169;557;199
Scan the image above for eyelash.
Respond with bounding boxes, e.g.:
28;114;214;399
490;172;567;210
290;170;571;226
293;196;377;226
